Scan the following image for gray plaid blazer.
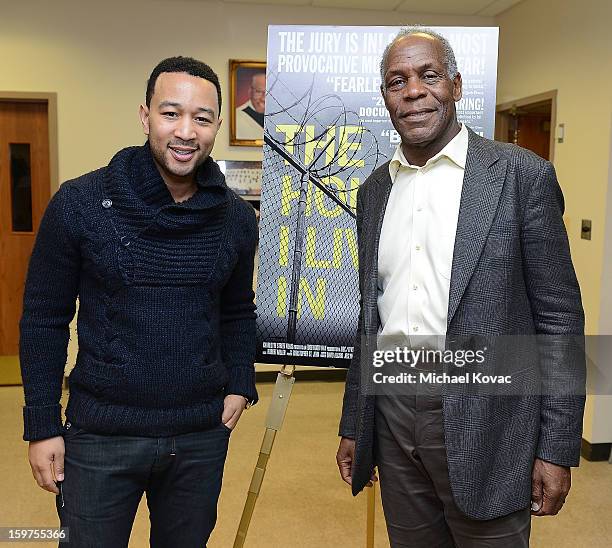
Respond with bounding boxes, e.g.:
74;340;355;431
339;127;585;520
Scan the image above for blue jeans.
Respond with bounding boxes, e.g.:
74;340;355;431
57;422;231;547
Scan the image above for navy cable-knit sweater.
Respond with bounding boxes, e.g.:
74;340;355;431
20;143;258;441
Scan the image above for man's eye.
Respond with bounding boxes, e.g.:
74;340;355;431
195;117;211;124
163;111;178;118
387;79;405;90
423;72;439;81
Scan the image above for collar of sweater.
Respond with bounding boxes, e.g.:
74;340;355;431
103;142;229;216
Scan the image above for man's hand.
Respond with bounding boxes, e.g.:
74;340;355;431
336;437;378;487
531;457;571;516
222;394;247;430
28;437;64;494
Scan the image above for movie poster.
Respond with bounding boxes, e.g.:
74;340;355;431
256;26;499;366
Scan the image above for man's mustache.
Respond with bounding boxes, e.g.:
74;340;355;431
168;140;199;149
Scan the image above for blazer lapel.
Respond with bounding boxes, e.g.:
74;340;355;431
447;130;508;327
362;169;393;335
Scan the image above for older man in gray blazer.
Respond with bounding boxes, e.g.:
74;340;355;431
336;27;585;547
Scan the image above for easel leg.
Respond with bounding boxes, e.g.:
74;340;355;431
233;365;296;548
366;478;376;548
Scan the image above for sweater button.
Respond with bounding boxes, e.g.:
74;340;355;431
102;199;112;208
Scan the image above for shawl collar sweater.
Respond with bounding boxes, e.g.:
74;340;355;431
20;143;258;440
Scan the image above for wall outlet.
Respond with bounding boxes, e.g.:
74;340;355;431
581;219;592;240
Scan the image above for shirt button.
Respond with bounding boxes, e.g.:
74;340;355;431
102;199;112;208
415;245;421;251
416;206;423;212
412;284;418;290
413;326;419;332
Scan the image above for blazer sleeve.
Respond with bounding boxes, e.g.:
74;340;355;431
339;186;365;439
521;160;586;467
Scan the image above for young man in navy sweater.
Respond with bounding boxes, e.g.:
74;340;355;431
20;57;258;547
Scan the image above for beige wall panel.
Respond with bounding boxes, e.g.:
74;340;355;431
496;0;612;335
478;0;524;17
312;0;402;10
223;0;310;5
396;0;493;15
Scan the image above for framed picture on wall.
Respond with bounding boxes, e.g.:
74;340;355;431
217;160;261;200
229;60;266;147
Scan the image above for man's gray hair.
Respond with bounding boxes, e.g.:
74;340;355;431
380;26;458;89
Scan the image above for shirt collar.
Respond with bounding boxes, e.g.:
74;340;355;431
389;123;468;181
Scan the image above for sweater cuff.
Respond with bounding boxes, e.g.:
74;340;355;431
226;366;258;405
23;404;63;441
339;413;357;439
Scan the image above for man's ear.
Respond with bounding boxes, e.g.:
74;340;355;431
452;73;463;102
139;104;150;136
217;117;223;131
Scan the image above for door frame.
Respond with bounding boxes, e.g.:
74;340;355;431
0;91;59;191
496;89;557;163
0;92;58;383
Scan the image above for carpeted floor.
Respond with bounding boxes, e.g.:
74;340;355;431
1;381;610;547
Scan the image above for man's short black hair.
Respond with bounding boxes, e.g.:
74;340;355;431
146;56;222;113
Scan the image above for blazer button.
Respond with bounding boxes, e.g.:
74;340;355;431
102;199;112;208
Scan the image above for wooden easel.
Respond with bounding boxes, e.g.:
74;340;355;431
233;364;376;547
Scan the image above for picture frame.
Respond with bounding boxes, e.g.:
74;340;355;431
229;60;266;147
217;160;262;202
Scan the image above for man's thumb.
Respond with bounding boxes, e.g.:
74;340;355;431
531;478;542;511
54;456;65;482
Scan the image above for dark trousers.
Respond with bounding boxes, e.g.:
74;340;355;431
375;393;531;548
58;422;231;548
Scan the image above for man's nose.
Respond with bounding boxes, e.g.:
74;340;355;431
174;117;196;141
403;77;427;100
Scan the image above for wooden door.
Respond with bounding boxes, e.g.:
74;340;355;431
496;96;554;161
506;111;551;160
0;101;51;381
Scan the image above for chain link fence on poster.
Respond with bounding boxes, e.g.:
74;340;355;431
256;25;499;367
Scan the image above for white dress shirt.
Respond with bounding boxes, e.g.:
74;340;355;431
377;124;468;350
